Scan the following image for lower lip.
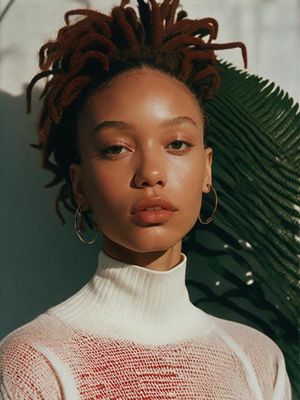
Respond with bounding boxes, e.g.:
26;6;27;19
132;209;175;225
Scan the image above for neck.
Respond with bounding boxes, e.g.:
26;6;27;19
102;237;183;271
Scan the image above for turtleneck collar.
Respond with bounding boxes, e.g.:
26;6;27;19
47;249;212;345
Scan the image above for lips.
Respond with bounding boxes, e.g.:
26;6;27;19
131;196;177;215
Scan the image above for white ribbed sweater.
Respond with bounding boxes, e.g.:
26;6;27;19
0;250;291;399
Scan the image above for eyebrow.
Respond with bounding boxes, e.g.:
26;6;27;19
92;116;197;135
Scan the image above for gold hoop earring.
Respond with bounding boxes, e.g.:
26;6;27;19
198;184;218;224
75;203;98;245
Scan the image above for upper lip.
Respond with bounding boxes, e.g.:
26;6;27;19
131;196;177;214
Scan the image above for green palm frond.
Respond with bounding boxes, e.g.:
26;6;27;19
183;61;300;398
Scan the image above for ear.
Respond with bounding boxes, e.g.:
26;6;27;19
202;147;213;193
69;163;89;209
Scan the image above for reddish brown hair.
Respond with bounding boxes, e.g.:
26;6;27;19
26;0;247;227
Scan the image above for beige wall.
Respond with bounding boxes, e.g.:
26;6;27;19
1;0;299;101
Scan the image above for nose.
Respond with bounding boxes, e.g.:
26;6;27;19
133;152;167;189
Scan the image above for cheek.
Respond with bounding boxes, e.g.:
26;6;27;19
177;156;205;216
83;163;130;214
170;154;204;193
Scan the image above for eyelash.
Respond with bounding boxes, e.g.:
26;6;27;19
99;140;194;159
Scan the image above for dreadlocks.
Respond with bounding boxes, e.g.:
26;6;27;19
26;0;247;226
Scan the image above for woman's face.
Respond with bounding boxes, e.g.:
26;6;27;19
70;66;212;266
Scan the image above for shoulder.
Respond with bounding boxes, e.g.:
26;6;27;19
0;313;64;399
210;314;280;354
209;315;292;400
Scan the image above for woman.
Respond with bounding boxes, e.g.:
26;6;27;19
0;0;291;399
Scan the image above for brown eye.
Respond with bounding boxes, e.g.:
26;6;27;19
101;145;125;155
169;140;192;151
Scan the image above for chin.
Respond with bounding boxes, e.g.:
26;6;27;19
122;232;182;254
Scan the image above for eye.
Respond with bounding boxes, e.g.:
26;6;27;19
101;145;125;155
168;140;193;152
98;144;129;159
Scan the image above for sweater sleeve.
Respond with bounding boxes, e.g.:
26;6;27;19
271;346;292;400
243;328;292;400
0;335;62;400
213;316;292;399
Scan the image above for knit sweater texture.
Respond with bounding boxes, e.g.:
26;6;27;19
0;250;291;399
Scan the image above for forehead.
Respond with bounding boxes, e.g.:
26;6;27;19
87;66;200;107
80;66;203;128
98;66;196;97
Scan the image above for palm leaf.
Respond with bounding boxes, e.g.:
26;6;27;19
183;61;300;398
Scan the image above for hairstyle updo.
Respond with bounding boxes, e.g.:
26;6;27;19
26;0;247;227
